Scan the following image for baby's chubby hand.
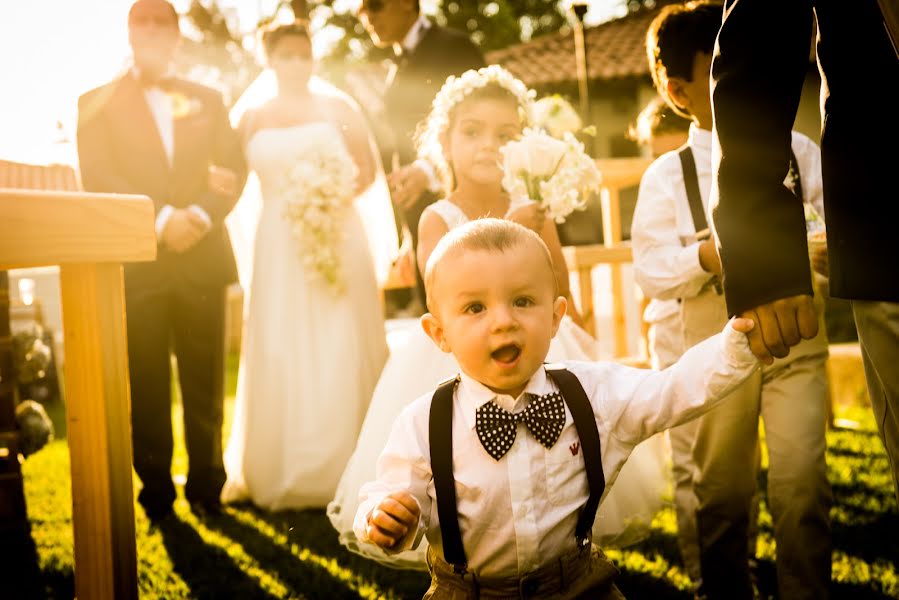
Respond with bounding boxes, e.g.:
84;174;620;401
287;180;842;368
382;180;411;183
730;316;755;335
366;491;421;550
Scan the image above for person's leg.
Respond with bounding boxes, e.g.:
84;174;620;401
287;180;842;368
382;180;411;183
171;284;227;507
852;300;899;502
668;419;702;583
126;282;176;517
693;371;762;600
760;348;833;600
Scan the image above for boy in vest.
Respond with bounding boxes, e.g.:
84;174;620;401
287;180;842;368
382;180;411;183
631;2;832;598
354;219;758;599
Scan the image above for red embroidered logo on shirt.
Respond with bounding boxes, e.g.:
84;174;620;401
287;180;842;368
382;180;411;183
569;442;580;456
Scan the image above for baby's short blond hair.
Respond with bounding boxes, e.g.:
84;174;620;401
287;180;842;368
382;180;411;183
424;219;557;311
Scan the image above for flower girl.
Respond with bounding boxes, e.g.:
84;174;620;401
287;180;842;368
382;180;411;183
327;66;671;568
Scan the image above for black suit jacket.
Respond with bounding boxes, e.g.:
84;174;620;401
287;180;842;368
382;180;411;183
382;24;486;170
711;0;899;314
77;73;247;290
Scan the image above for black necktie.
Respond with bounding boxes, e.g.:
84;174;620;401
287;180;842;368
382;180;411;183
475;392;566;461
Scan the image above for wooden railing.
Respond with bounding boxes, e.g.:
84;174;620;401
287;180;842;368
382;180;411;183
0;189;155;600
563;157;651;361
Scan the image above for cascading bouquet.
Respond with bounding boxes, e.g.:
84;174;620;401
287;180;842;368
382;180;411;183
501;127;602;223
281;136;359;294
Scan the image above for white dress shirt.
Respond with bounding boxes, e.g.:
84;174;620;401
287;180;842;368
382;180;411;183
132;70;212;240
354;323;757;578
631;125;824;358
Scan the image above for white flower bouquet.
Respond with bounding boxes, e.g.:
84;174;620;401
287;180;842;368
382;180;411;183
500;127;602;223
281;137;359;293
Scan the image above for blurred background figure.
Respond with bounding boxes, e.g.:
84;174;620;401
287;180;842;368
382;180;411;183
76;0;247;521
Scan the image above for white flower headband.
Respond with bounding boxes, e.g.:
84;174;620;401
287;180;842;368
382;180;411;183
416;65;536;189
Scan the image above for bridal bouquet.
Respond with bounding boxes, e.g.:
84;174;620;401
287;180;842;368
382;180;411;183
281;137;359;293
501;127;602;223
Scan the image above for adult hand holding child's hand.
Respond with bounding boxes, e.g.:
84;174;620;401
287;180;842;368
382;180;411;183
366;491;420;550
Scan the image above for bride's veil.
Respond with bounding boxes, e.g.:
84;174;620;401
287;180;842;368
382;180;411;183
225;68;399;298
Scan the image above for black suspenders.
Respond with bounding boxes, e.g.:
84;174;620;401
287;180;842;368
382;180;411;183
428;367;606;574
677;145;803;236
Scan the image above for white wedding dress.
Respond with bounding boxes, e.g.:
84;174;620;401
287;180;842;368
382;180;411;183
221;122;389;511
327;199;672;569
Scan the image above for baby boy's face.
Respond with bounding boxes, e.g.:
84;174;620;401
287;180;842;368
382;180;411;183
423;243;566;398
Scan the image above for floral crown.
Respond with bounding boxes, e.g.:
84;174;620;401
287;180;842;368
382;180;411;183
416;65;536;190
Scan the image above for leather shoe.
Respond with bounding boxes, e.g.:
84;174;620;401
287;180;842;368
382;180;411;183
189;499;223;518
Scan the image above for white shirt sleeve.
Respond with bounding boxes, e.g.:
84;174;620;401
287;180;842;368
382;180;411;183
155;204;175;240
574;320;758;446
631;161;714;300
790;132;825;223
353;401;432;554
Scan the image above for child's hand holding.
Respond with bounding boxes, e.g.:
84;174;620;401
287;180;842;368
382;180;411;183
365;491;421;550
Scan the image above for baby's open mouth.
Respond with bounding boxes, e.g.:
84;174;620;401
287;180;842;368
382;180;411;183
491;344;521;364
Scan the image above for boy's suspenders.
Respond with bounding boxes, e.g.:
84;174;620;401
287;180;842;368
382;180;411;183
429;367;606;574
677;145;803;237
677;145;801;301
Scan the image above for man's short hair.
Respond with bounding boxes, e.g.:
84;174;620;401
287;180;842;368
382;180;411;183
424;218;557;310
128;0;179;29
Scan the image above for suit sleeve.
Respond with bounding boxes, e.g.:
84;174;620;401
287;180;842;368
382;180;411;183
709;0;816;316
192;91;248;225
76;93;146;200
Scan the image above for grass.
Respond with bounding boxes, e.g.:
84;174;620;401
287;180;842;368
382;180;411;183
4;353;898;599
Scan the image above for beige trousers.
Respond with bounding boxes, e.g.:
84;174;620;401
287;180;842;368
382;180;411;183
423;545;624;600
852;300;899;502
675;284;832;600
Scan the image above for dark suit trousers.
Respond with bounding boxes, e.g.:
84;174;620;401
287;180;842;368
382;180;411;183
125;276;227;509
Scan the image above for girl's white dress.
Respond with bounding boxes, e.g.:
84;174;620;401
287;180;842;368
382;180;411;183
221;122;389;510
327;198;671;569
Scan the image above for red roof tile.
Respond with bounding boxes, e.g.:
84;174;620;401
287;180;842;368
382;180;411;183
486;1;679;87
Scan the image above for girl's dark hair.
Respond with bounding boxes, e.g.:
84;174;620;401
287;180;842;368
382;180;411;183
260;20;310;58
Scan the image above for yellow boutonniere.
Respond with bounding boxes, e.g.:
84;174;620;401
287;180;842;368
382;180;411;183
167;91;203;119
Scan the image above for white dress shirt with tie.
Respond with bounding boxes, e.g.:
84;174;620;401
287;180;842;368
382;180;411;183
134;70;213;240
354;322;758;578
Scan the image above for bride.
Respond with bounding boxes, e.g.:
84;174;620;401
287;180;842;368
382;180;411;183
221;20;395;510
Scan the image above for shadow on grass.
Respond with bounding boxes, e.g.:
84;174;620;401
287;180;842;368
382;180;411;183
201;508;382;599
157;514;280;600
0;525;58;600
212;505;431;599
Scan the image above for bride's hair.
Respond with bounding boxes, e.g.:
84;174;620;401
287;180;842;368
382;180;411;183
259;19;311;59
415;65;534;193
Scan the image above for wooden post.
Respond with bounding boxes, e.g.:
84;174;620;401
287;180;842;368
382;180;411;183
600;186;628;357
0;189;155;600
60;263;137;599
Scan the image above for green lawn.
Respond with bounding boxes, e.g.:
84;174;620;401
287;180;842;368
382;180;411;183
6;353;899;599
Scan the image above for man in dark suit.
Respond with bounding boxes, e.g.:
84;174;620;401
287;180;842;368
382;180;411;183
358;0;485;308
76;0;246;520
709;0;899;548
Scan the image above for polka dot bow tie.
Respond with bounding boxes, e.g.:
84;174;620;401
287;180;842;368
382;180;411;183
475;392;566;460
